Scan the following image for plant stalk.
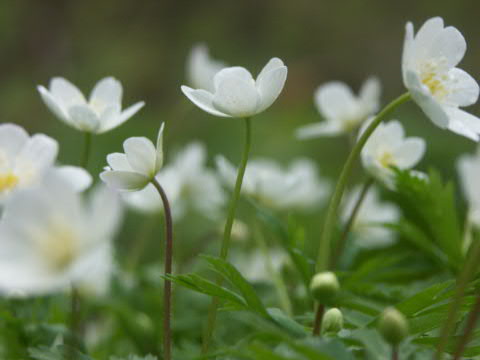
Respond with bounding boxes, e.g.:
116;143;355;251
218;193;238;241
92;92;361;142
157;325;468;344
312;303;325;336
452;294;480;360
80;132;92;169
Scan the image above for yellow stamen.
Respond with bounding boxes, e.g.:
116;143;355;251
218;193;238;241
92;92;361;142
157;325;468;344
0;173;19;192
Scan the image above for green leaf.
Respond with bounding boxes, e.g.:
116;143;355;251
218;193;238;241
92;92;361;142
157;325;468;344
267;308;307;337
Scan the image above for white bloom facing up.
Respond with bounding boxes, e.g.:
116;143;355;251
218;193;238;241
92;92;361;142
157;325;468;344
296;77;380;139
0;174;122;296
457;149;480;227
216;156;330;211
181;57;287;118
100;124;165;191
38;77;145;134
187;43;227;92
123;142;226;220
342;186;400;248
402;17;480;140
361;120;426;184
0;123;91;205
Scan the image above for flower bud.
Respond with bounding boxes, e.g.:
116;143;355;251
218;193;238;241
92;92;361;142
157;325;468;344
322;307;343;334
378;307;408;345
309;272;340;305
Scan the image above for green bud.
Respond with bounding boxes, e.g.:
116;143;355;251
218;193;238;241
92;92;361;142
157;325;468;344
322;307;343;334
310;272;340;305
378;307;409;345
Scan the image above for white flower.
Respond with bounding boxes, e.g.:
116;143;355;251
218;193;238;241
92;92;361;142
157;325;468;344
38;77;145;134
123;142;225;220
296;77;380;139
100;124;165;191
187;43;227;92
361;120;426;184
181;57;287;118
457;149;480;226
233;249;287;283
341;186;400;248
0;123;91;205
0;174;122;296
216;156;330;211
402;17;480;140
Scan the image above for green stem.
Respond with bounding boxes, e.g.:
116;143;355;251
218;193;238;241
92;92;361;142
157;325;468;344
253;219;293;316
151;178;174;360
435;238;480;360
312;303;325;336
202;117;252;354
330;177;374;269
392;345;399;360
453;294;480;360
68;287;81;360
316;92;411;271
80;132;92;169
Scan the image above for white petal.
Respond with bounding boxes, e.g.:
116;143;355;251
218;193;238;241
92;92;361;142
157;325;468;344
295;121;342;139
15;134;59;181
68;105;101;132
426;26;466;70
411;17;445;62
107;153;133;171
402;22;415;82
381;120;405;147
123;137;156;176
98;101;144;134
187;44;226;92
156;123;165;173
55;166;92;192
0;123;29;158
212;76;260;117
213;66;254;91
392;137;426;169
89;77;123;107
446;108;480;141
37;86;71;124
49;77;87;108
122;182;162;214
100;170;150;191
255;64;287;113
181;86;230;117
88;185;123;240
359;76;381;112
314;82;356;120
444;68;479;107
256;58;285;80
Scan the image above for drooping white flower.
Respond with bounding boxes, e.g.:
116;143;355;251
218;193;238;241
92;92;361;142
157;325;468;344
361;120;426;184
296;77;380;139
341;186;400;248
0;123;91;205
100;123;165;191
457;149;480;227
0;174;122;296
123;142;226;220
38;77;145;134
181;57;287;118
187;43;227;92
216;156;330;211
402;17;480;140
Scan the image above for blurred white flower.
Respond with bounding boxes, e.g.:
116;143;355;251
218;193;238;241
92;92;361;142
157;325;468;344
342;186;400;248
457;149;480;226
0;123;90;205
38;77;145;134
0;174;122;296
187;43;227;92
361;120;426;184
100;123;165;191
402;17;480;140
233;249;287;283
296;77;380;139
181;57;287;118
216;156;330;211
123;142;226;220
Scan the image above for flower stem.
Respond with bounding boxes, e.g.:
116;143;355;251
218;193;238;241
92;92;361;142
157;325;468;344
202;117;252;354
68;286;81;360
453;294;480;360
330;177;374;269
312;303;325;336
435;238;480;360
392;345;399;360
316;92;411;272
151;178;174;360
80;132;92;169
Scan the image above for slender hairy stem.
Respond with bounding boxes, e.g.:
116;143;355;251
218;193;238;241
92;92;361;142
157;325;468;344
453;294;480;360
316;92;411;271
253;219;293;316
80;132;92;169
392;345;399;360
330;177;374;269
68;286;81;360
312;303;325;336
435;239;480;360
202;117;252;354
151;178;174;360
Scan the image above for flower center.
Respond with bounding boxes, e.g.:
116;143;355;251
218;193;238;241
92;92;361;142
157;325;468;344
419;60;449;101
0;173;19;193
379;152;394;168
